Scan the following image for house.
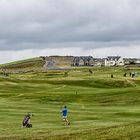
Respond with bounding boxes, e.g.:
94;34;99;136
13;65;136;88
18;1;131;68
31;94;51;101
72;56;94;66
72;57;84;66
135;59;140;66
124;58;140;66
105;56;124;66
92;58;105;67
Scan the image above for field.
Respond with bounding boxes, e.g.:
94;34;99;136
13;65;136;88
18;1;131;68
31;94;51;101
0;60;140;140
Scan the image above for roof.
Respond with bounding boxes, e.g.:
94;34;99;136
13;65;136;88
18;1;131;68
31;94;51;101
73;56;93;63
73;57;84;63
106;56;121;61
80;56;93;61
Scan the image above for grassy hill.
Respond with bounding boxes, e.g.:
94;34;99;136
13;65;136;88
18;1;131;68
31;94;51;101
0;56;74;72
0;60;140;139
0;57;45;73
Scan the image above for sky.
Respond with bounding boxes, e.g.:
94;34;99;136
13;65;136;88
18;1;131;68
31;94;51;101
0;0;140;63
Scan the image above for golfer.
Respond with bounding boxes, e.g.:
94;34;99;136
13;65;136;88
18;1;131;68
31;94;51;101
61;106;70;125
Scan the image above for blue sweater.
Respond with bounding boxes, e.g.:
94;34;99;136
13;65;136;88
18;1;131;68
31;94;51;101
62;108;67;116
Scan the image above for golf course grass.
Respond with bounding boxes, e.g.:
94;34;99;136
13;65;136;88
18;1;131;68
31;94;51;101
0;65;140;139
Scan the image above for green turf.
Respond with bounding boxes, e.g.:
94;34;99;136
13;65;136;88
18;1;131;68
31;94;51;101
0;57;44;72
0;67;140;139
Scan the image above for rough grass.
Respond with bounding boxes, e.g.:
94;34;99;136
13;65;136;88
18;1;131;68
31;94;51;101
0;57;44;72
0;67;140;139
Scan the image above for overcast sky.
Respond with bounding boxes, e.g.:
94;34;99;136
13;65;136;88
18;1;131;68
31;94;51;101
0;0;140;63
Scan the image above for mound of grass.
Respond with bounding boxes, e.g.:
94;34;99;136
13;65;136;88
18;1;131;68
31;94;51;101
0;57;45;70
37;77;136;88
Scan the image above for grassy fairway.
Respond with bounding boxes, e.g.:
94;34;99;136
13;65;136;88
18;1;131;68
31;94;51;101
0;67;140;139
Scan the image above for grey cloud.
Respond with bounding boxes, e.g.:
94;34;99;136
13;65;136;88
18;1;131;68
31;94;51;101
0;0;140;50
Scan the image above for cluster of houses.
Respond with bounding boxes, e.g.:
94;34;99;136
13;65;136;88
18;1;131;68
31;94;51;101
40;56;140;69
72;56;140;67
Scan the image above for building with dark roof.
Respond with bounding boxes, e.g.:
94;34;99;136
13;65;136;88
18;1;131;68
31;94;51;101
105;56;124;66
72;56;94;66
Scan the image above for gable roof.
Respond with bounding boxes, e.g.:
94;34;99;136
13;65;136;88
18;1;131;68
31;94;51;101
80;56;93;61
73;57;84;63
73;56;93;63
106;56;121;61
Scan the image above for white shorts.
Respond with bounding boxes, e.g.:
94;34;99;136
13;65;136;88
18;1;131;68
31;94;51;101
62;116;67;120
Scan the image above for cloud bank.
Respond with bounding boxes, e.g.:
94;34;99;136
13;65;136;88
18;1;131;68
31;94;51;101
0;0;140;63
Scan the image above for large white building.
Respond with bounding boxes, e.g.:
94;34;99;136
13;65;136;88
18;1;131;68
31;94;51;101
105;56;124;66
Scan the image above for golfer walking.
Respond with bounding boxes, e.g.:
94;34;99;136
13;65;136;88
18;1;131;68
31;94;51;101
61;106;70;125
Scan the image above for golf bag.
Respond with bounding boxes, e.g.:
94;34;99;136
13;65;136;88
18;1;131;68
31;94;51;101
26;123;32;128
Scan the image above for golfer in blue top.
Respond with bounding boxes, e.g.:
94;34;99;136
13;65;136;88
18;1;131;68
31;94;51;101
62;106;70;125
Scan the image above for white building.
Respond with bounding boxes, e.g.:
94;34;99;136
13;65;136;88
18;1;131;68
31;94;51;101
105;56;124;66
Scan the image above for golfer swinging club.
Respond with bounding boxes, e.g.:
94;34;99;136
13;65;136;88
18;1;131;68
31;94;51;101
61;106;70;125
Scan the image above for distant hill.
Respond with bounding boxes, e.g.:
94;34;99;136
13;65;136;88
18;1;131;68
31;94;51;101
0;57;45;73
0;56;74;73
